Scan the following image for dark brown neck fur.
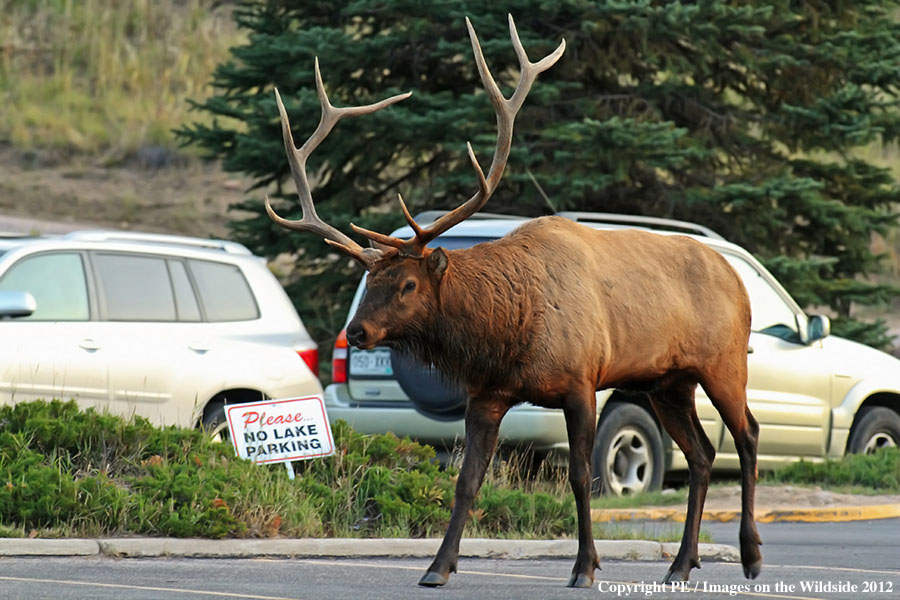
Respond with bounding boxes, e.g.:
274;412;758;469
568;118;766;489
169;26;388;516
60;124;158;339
389;241;545;395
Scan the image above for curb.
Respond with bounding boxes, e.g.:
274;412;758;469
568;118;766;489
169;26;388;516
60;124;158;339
592;503;900;524
0;539;100;556
0;537;739;563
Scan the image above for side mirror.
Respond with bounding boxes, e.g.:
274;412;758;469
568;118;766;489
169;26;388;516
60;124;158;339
0;291;36;319
806;314;830;344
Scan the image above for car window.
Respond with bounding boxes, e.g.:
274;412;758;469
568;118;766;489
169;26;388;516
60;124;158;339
0;252;89;320
188;259;259;322
429;236;491;250
94;253;177;321
168;259;202;322
722;254;799;338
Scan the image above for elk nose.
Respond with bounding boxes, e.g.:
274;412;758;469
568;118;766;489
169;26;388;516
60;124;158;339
346;322;367;348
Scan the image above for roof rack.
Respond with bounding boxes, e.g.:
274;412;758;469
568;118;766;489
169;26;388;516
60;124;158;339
63;230;253;255
411;210;725;240
412;211;529;226
0;233;42;240
556;212;725;240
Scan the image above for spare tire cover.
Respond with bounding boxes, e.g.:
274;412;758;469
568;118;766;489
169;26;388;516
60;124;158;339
391;350;467;421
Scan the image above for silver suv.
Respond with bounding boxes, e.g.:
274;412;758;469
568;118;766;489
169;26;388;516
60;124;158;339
325;212;900;494
0;230;322;433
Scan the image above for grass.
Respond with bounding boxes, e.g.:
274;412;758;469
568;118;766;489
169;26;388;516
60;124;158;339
0;0;244;159
762;447;900;493
9;400;895;544
0;400;577;540
591;488;688;510
594;522;711;544
0;400;703;544
587;448;900;513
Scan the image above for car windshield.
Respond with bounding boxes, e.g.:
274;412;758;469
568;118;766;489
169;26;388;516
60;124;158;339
718;254;803;341
429;236;490;250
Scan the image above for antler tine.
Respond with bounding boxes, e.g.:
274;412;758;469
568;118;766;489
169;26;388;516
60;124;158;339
429;15;564;233
265;60;411;267
355;15;565;255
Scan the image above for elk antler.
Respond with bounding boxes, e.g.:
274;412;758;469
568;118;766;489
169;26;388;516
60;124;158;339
351;14;566;256
265;58;411;268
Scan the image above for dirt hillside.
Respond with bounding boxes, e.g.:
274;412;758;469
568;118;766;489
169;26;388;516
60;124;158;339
0;146;251;239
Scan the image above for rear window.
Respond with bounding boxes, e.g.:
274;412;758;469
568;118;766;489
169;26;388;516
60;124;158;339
188;259;259;322
94;253;176;321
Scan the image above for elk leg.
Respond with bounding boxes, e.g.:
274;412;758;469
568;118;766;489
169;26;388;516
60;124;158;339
563;396;601;588
419;398;509;587
704;379;762;579
649;379;714;583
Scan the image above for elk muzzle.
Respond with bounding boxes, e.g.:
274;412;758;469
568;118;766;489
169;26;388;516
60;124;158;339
346;319;386;350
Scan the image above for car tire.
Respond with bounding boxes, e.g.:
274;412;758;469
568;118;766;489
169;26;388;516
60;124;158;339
391;350;467;421
201;402;230;442
591;403;664;496
847;406;900;454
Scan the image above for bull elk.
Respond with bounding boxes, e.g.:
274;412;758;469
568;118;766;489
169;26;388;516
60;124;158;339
266;15;762;588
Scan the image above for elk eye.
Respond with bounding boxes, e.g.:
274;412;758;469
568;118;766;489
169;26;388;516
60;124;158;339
402;280;416;294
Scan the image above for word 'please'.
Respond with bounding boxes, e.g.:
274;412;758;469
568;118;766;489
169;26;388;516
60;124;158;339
242;410;305;428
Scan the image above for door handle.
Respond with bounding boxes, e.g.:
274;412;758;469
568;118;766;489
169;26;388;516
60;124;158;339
79;339;101;351
188;343;210;354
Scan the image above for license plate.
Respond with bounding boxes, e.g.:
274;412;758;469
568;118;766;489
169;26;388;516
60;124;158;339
349;348;393;377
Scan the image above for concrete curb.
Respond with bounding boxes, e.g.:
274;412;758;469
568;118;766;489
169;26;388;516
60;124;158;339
0;537;738;563
592;503;900;524
0;539;100;556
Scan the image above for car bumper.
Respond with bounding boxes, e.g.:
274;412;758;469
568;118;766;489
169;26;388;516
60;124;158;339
324;383;570;456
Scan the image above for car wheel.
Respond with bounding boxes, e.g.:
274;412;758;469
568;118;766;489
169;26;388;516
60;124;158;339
201;402;231;443
847;406;900;454
592;403;664;496
391;350;467;421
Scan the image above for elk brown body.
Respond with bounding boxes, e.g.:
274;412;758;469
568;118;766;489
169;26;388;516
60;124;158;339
266;15;762;589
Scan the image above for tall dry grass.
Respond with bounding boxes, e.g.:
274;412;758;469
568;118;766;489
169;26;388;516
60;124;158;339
0;0;244;159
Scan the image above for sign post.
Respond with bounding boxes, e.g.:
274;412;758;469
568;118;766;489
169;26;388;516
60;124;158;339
225;396;335;477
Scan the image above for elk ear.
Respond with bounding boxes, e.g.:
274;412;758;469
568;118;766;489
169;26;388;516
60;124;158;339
427;247;448;280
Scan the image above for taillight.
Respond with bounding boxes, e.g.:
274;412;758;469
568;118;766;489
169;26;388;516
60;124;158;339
332;329;348;384
297;347;319;377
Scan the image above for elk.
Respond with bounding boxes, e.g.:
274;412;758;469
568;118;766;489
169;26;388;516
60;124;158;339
266;15;762;589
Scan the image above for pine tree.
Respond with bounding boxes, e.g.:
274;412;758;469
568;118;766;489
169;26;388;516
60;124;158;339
178;0;900;359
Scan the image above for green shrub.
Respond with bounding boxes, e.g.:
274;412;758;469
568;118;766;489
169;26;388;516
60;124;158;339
290;420;456;537
0;400;575;539
472;484;576;539
763;447;900;492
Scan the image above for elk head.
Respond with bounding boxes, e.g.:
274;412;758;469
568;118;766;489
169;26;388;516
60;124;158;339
266;15;565;350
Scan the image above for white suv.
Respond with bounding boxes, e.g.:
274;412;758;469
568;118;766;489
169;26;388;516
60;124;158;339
325;212;900;494
0;230;322;433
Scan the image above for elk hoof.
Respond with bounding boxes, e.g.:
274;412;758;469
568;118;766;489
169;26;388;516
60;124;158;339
418;571;449;587
743;559;762;580
567;573;594;588
662;568;690;584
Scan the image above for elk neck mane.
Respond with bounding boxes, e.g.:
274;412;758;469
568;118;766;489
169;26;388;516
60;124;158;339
395;237;546;392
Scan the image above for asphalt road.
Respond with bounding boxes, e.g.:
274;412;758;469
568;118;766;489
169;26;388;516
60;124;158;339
702;517;900;571
0;519;897;600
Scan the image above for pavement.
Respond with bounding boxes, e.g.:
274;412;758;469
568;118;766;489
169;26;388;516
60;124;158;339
0;485;895;562
0;537;742;563
593;484;900;524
